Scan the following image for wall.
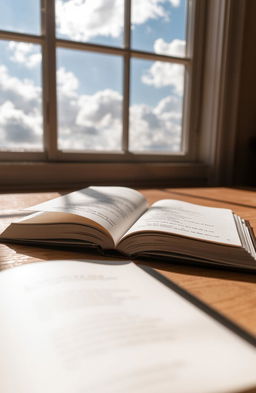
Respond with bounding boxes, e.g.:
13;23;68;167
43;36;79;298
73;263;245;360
234;0;256;186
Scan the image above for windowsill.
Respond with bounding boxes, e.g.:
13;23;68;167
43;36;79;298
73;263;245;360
0;161;208;191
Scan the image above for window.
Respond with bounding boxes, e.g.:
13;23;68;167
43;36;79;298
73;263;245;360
0;1;246;188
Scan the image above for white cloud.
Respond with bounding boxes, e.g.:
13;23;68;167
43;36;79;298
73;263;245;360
169;0;180;7
8;42;41;68
0;66;42;148
0;65;42;148
56;0;180;41
56;67;182;152
154;38;186;57
141;61;184;95
0;65;41;104
77;89;122;127
59;89;123;151
129;94;182;152
0;46;42;148
0;64;182;152
57;67;122;150
132;0;180;25
132;0;167;25
57;67;79;98
155;94;182;114
0;101;42;146
56;0;124;41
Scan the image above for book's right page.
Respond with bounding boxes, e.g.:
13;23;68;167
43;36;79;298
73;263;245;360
122;199;242;246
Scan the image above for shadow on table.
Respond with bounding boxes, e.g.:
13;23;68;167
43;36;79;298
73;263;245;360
1;242;256;284
137;257;256;284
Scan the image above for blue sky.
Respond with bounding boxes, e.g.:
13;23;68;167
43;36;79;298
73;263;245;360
0;0;40;35
57;49;123;95
131;0;187;52
55;0;187;105
0;0;187;152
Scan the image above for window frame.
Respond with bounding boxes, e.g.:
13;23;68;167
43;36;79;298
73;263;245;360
0;0;201;161
0;0;245;189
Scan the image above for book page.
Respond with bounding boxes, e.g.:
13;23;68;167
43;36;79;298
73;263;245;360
0;260;255;393
26;186;147;244
123;199;242;246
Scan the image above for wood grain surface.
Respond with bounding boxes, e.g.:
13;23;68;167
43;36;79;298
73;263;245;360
0;187;255;341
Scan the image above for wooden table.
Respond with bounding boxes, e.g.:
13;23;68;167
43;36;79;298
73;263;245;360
0;187;256;341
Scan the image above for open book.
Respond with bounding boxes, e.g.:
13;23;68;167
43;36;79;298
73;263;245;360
0;259;255;393
1;186;256;270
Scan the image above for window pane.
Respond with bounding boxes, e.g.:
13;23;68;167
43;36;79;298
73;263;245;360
131;0;187;57
0;0;41;35
129;58;184;153
0;40;43;151
55;0;124;48
57;48;123;151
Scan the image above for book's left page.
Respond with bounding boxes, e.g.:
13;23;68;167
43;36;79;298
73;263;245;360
0;187;147;247
0;260;255;393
